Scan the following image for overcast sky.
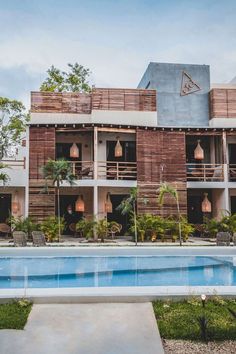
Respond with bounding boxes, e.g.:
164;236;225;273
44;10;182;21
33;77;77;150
0;0;235;107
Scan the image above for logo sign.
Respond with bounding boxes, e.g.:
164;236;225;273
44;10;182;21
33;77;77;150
180;71;201;96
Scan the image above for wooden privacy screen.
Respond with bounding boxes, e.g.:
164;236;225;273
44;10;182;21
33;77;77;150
31;89;156;113
29;127;56;221
31;92;92;114
136;130;187;216
92;88;156;111
210;89;236;118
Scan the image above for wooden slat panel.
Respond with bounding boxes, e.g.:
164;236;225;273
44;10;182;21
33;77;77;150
136;130;187;216
29;127;56;221
31;92;92;114
210;88;236;118
92;88;156;112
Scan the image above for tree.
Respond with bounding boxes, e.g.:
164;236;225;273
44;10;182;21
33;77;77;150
0;98;29;159
158;182;183;246
40;63;91;93
43;159;76;242
117;187;138;245
0;162;10;185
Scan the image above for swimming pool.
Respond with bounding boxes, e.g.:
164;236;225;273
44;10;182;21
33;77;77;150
1;254;236;288
0;247;236;300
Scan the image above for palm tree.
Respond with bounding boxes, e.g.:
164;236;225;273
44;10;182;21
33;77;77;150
0;162;9;185
43;159;76;241
117;187;138;245
158;182;182;246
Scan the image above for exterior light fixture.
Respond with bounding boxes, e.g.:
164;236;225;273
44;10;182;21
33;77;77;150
201;294;206;308
12;191;20;214
114;137;122;157
75;195;85;212
194;140;204;160
105;192;113;213
70;143;79;158
202;193;211;213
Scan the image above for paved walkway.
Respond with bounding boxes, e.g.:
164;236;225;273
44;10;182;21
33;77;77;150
0;303;164;354
0;235;216;247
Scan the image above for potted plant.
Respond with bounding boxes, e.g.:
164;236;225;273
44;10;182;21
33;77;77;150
76;218;96;239
9;216;39;239
179;216;195;242
95;218;109;243
40;216;65;242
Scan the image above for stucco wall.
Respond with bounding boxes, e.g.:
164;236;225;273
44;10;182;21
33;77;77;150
138;62;210;127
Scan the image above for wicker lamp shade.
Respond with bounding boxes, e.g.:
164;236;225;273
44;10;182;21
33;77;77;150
194;140;204;160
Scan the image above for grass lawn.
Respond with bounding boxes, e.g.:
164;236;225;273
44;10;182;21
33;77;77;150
153;298;236;341
0;301;32;330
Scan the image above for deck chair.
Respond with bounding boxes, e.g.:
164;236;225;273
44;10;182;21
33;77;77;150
32;231;46;246
233;233;236;246
13;231;27;247
216;232;231;246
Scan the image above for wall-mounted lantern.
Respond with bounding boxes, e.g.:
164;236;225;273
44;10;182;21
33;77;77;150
115;137;123;157
70;143;79;158
105;192;113;213
75;195;85;212
12;191;20;214
202;193;211;213
194;139;204;160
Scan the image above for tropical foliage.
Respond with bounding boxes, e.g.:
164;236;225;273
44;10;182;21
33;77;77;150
40;216;65;242
117;187;138;244
0;162;10;185
40;63;91;93
0;97;29;158
76;218;96;239
43;158;76;241
158;182;183;246
9;216;39;238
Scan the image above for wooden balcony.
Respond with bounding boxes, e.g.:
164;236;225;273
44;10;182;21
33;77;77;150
97;161;137;180
229;164;236;181
68;161;137;180
186;163;224;182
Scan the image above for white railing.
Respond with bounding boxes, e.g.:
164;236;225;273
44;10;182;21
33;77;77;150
186;163;224;182
0;158;26;169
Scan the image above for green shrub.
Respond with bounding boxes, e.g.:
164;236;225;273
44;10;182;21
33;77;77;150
40;216;65;242
9;216;39;238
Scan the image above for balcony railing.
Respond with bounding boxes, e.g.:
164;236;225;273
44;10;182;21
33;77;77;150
0;158;26;169
69;161;137;180
70;161;94;179
97;161;137;180
229;164;236;182
186;163;224;182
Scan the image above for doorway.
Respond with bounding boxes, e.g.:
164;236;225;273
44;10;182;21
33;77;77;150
231;196;236;214
0;194;11;223
107;194;130;235
59;195;83;234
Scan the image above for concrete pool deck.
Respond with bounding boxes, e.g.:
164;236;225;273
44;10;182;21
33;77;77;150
0;303;164;354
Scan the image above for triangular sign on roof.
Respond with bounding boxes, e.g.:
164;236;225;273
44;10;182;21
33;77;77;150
180;71;201;96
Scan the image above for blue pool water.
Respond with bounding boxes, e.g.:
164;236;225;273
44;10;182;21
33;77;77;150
0;256;235;288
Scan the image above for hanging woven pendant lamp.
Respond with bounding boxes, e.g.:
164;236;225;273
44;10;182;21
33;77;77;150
194;140;204;160
105;193;113;213
202;193;211;213
115;138;123;157
70;143;79;158
75;195;85;212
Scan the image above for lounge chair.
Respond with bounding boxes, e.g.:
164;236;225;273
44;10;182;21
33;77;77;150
233;233;236;246
13;231;27;247
0;223;11;238
32;231;46;246
216;232;231;246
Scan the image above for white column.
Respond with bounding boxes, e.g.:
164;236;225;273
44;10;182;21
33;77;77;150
94;127;98;180
93;185;98;241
